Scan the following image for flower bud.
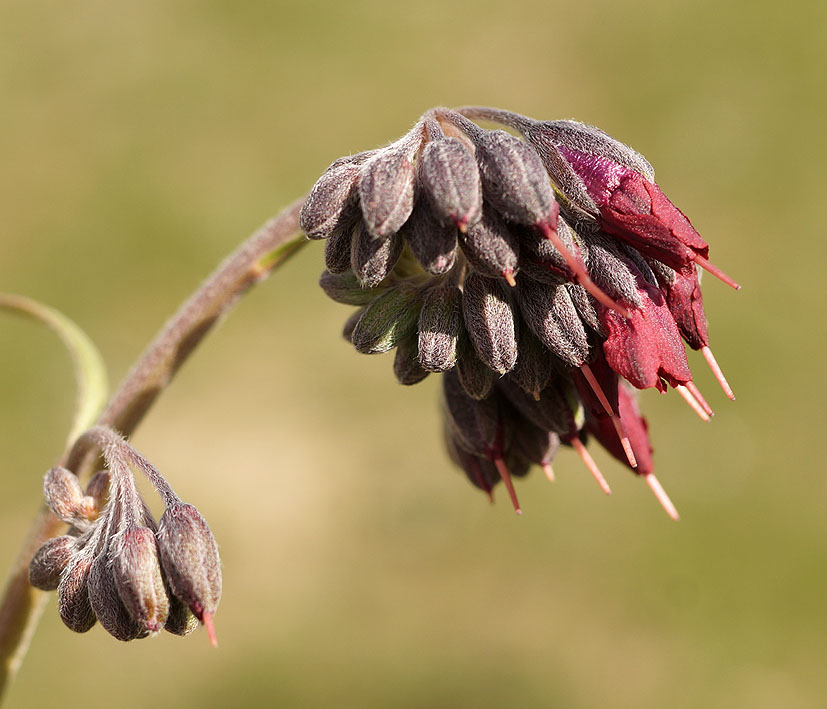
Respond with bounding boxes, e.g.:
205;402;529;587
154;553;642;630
442;369;501;458
417;286;461;372
57;551;97;633
393;334;430;386
419;137;482;230
565;283;604;336
88;550;144;641
157;503;222;627
497;376;574;437
351;222;403;287
29;535;77;591
164;592;198;637
301;153;374;240
508;327;553;400
516;279;590;368
358;149;416;239
459;204;519;282
319;270;389;307
398;198;458;275
461;272;518;374
112;525;170;634
324;220;357;274
43;466;85;525
351;285;422;355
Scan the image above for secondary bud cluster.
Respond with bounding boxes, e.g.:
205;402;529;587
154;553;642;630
30;428;221;644
304;106;739;519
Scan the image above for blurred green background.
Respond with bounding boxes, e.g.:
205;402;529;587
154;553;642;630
1;0;824;707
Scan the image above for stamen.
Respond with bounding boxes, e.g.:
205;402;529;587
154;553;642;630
570;437;612;495
202;611;218;648
579;363;614;417
611;416;638;469
701;346;735;400
493;457;522;515
692;254;741;291
644;473;680;521
539;221;630;318
542;463;556;483
503;269;517;287
675;384;711;422
686;380;714;417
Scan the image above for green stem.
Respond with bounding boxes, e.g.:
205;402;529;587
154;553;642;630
0;199;306;703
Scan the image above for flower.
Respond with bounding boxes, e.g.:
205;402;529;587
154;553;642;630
304;106;739;519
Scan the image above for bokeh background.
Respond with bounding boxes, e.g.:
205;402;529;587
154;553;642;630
1;1;825;707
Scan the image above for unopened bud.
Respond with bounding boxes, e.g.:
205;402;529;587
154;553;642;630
455;337;495;400
351;222;403;287
358;150;416;239
417;286;461;372
57;551;96;634
29;535;77;591
88;550;144;641
459;204;519;281
461;271;518;374
43;466;85;524
323;220;357;274
164;592;198;637
157;503;222;628
319;270;389;306
351;285;422;355
508;327;553;399
442;369;501;458
112;525;170;634
398;199;458;275
419;137;483;230
393;334;430;386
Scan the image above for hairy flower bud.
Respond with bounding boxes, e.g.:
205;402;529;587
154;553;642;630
29;535;77;591
351;222;404;287
112;525;170;634
508;327;553;400
461;272;518;374
351;285;422;355
358;149;416;239
455;340;495;400
417;286;461;372
398;198;458;275
419;137;482;230
459;204;519;282
157;503;222;630
323;220;357;274
88;550;144;641
57;551;97;634
442;369;501;458
393;334;430;386
43;466;85;525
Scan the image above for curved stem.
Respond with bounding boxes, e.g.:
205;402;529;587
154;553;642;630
0;198;305;702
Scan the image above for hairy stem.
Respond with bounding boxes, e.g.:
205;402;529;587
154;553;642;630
0;199;305;702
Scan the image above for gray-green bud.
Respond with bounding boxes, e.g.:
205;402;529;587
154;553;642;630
351;285;422;355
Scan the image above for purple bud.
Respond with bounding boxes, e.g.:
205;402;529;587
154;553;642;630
516;279;590;368
497;376;575;437
323;219;357;274
442;369;501;458
398;199;458;275
88;550;144;641
300;153;374;240
358;150;416;239
351;222;403;287
29;535;77;591
57;551;97;634
351;285;422;355
393;335;430;386
580;231;643;308
461;271;518;374
111;525;170;634
508;327;553;400
565;283;604;336
475;130;556;230
43;466;85;525
157;503;222;639
419;137;483;230
455;344;495;400
417;286;461;372
459;204;519;282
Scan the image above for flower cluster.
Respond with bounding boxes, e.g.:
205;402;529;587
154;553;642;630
302;106;738;518
29;427;221;643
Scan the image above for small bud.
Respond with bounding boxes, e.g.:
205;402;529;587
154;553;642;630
301;153;374;240
419;137;483;230
455;348;495;400
512;422;560;471
324;219;358;274
398;199;458;275
88;550;144;641
84;470;111;503
29;535;77;591
342;307;366;343
517;216;577;285
417;286;461;372
475;130;557;230
319;270;389;306
497;376;575;437
112;525;171;634
442;369;501;458
516;279;590;368
57;551;97;634
351;222;403;287
459;204;519;281
444;423;498;497
508;327;553;399
351;285;422;355
358;149;416;239
461;272;518;374
565;283;604;336
157;503;222;635
393;334;430;386
164;592;198;637
43;466;85;525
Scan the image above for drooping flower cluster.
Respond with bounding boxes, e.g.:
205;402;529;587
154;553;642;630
29;427;221;643
302;106;738;518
